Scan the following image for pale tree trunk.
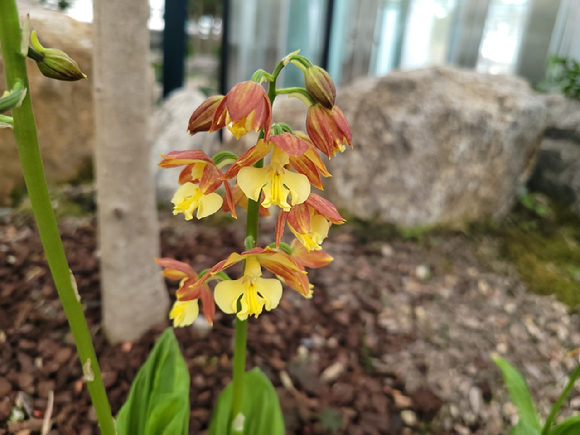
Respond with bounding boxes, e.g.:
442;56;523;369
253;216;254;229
93;0;168;343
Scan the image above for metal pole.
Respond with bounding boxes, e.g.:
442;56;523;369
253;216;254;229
220;0;231;96
321;0;335;70
163;0;187;97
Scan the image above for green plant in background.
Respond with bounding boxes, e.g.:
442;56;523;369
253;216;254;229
494;357;580;435
538;56;580;99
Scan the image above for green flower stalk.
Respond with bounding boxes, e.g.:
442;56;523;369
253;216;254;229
0;2;114;434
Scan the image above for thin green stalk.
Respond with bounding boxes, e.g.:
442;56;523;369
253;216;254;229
542;363;580;434
231;68;282;433
0;3;115;434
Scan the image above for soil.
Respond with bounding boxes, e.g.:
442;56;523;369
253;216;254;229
0;211;578;435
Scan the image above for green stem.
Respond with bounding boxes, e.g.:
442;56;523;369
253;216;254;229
542;363;580;434
0;3;116;434
276;87;315;105
231;69;281;433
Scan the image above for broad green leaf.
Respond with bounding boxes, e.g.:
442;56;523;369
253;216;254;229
549;416;580;435
208;367;285;435
494;357;541;431
512;420;541;435
117;328;190;435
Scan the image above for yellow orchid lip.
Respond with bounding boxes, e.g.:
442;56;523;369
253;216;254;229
171;182;223;220
236;147;311;212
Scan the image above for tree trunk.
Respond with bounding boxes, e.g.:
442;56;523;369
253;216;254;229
93;0;168;343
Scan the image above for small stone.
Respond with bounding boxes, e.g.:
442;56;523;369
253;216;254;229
87;406;97;422
393;391;414;409
453;424;471;435
17;372;34;392
570;396;580;409
321;361;347;382
381;244;394;257
504;303;517;314
54;347;73;364
400;410;417;426
190;316;212;338
0;378;12;397
416;265;430;281
469;386;482;415
327;337;339;348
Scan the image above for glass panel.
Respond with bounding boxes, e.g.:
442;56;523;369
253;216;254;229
476;0;532;74
399;0;458;70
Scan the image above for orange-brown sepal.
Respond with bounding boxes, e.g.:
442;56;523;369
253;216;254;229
305;193;345;224
188;95;224;135
211;81;273;141
158;150;213;168
289;239;333;270
304;65;336;109
306;104;352;158
221;139;273;180
154;257;195;280
270;132;308;156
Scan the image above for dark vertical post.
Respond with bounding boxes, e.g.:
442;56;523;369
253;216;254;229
163;0;188;97
219;0;230;143
321;0;335;70
219;0;231;96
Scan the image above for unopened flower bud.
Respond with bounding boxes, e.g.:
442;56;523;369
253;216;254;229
29;31;86;82
188;95;224;135
304;65;336;109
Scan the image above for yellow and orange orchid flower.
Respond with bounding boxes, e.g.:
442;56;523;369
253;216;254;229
276;193;345;251
306;104;352;158
211;81;272;141
159;150;236;220
154;257;216;326
185;247;309;320
222;133;312;212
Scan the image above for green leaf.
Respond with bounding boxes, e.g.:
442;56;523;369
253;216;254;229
512;420;541;435
549;416;580;435
208;368;285;435
117;328;190;435
494;357;541;431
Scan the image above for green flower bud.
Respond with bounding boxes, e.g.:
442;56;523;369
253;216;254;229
0;81;27;114
29;31;87;82
304;65;336;109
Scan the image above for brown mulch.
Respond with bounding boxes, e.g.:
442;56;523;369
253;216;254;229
0;213;447;435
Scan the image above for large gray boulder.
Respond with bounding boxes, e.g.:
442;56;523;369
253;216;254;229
528;94;580;213
274;66;547;227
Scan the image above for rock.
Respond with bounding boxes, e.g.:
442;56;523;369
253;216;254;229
0;4;93;205
320;360;347;382
151;85;217;201
400;409;417;426
529;94;580;214
274;66;546;227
